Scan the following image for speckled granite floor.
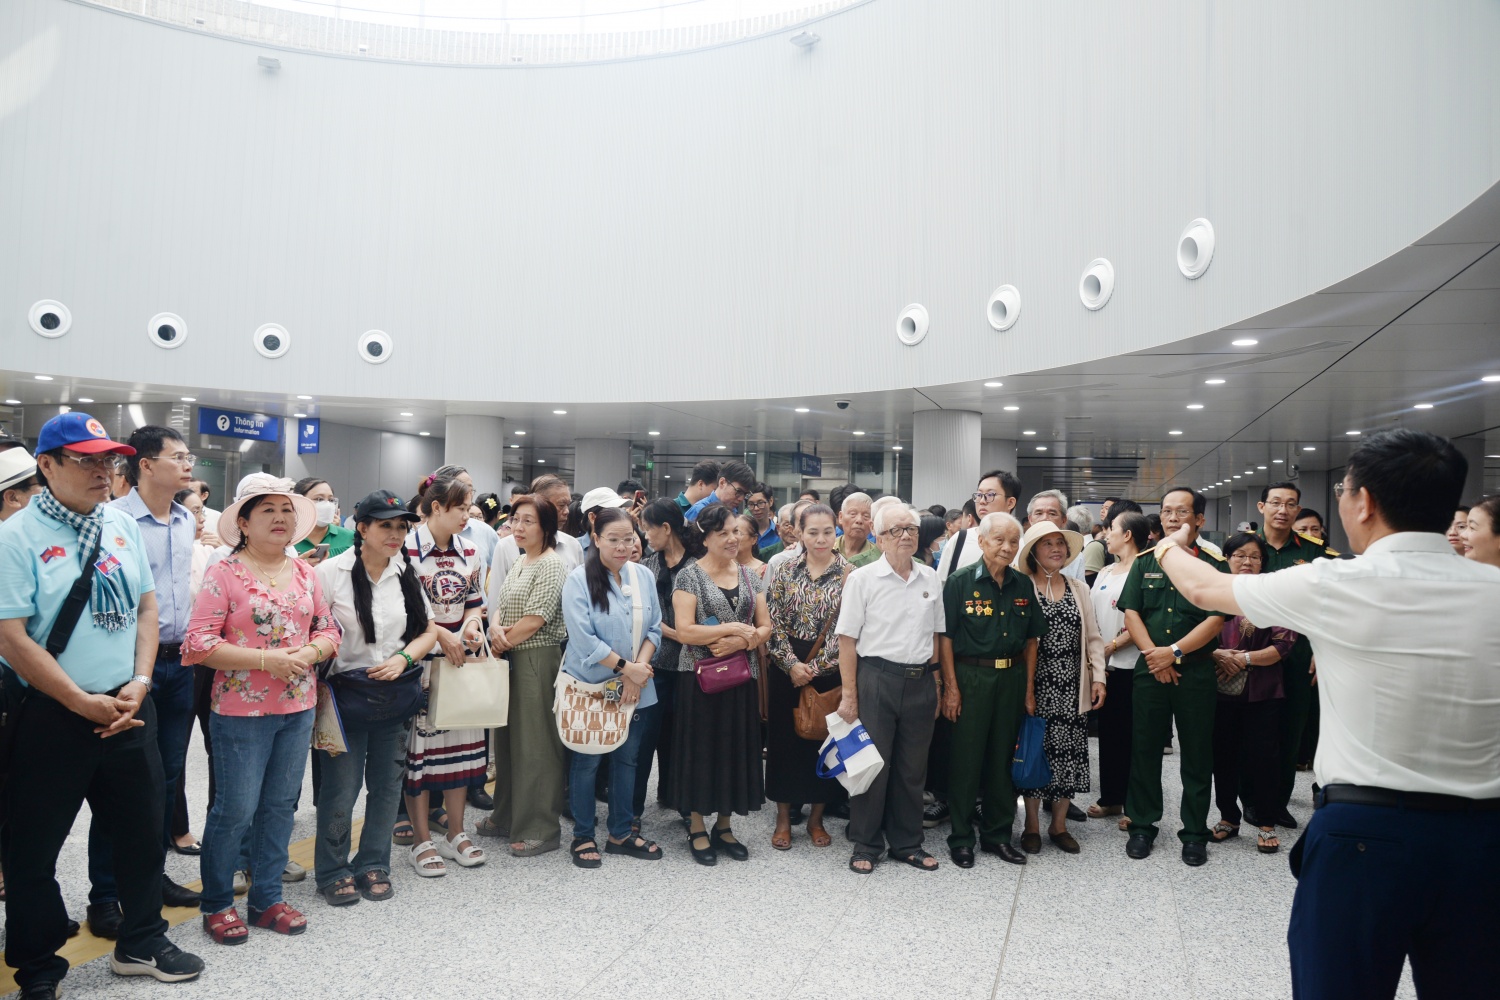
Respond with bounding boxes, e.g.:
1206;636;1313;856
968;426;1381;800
7;728;1417;1000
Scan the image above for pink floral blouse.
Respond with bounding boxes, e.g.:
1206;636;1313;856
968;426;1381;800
183;556;340;716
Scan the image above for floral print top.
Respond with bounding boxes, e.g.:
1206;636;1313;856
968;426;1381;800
767;551;848;677
183;556;340;716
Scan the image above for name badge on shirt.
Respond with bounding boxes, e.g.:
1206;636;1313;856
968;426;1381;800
1144;572;1164;579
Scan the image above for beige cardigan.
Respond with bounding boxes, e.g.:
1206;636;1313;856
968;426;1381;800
1038;575;1107;715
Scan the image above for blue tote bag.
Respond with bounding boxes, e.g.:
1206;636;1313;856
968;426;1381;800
1011;715;1052;790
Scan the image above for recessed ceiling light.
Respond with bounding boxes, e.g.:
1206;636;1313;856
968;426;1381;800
1168;429;1183;436
418;431;431;437
1204;378;1226;386
1257;465;1267;470
1035;446;1047;451
296;395;313;400
514;430;526;435
4;399;20;405
892;445;903;451
1022;430;1037;436
1233;474;1242;478
1303;446;1316;451
1245;470;1254;474
983;381;1003;388
1483;375;1500;383
1272;459;1284;464
715;444;727;450
34;375;53;381
509;444;519;449
181;396;196;402
663;474;671;479
399;411;413;417
794;407;810;413
1488;455;1500;459
1413;403;1433;410
648;430;660;436
1186;404;1204;410
1231;338;1258;347
852;430;866;436
1003;405;1020;412
1346;430;1361;435
77;397;94;403
553;409;567;415
293;412;307;418
536;458;545;463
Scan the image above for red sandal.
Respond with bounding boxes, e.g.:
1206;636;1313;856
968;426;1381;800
202;907;249;945
249;901;307;936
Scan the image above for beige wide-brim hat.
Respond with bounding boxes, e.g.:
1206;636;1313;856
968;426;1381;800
217;473;317;548
1016;520;1086;570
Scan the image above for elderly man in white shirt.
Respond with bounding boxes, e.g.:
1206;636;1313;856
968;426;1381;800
1152;428;1500;1000
835;504;945;874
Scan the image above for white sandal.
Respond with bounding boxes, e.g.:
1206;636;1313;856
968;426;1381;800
436;830;487;867
409;840;447;877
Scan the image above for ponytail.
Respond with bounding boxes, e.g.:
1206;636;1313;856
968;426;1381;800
397;547;429;643
351;526;430;647
350;531;378;645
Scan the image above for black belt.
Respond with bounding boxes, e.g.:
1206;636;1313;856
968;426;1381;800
158;642;183;660
955;655;1015;670
1318;784;1500;813
862;656;938;680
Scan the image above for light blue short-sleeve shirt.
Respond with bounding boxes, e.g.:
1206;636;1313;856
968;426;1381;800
0;502;155;692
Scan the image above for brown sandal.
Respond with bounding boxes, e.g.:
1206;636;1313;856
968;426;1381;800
807;820;832;848
250;901;307;935
1087;803;1124;819
771;824;792;851
202;907;249;945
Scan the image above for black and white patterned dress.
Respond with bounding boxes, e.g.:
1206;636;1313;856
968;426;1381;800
1025;581;1090;803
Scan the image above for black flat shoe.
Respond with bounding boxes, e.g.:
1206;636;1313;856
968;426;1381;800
468;786;495;811
1125;832;1153;860
1182;842;1208;867
1066;802;1087;822
87;900;123;939
1272;808;1299;829
980;842;1027;865
172;840;203;857
688;830;717;866
605;835;663;861
66;918;81;938
711;827;749;862
949;846;975;868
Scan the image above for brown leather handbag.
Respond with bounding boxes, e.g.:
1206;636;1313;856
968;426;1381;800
792;610;842;742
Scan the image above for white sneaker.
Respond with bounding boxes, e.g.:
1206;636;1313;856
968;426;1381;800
232;870;249;896
435;830;487;867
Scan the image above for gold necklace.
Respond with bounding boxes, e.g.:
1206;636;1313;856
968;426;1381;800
245;549;290;588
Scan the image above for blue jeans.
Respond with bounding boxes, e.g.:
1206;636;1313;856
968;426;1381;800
87;653;198;903
1288;800;1500;999
570;705;652;842
200;709;314;915
314;716;408;890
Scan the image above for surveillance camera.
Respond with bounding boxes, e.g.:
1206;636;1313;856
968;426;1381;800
147;312;187;350
29;300;72;338
253;322;291;359
835;399;851;410
357;330;393;365
1289;464;1300;475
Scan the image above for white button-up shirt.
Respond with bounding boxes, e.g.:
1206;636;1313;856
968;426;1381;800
836;555;945;664
316;547;432;676
486;532;584;614
1233;532;1500;799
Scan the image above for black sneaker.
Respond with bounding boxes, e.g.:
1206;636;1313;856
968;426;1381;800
922;799;950;829
110;942;205;983
20;982;61;1000
87;901;123;940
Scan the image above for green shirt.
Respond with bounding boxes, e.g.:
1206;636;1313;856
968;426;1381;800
294;524;355;558
1116;543;1230;662
760;539;786;560
942;560;1046;658
1257;530;1338;667
836;536;882;568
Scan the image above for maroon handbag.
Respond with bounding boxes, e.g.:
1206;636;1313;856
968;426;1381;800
695;566;756;694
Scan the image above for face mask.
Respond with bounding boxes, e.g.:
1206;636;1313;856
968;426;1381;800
314;500;337;527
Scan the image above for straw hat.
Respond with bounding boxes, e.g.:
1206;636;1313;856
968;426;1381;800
1015;520;1086;570
217;473;316;548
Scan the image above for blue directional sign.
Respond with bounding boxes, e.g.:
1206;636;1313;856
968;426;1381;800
197;406;280;442
795;452;822;477
298;417;320;454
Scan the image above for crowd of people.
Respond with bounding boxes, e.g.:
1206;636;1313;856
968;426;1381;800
0;416;1494;1000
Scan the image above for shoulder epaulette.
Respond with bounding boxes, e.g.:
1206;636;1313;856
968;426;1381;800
1296;530;1338;556
1201;546;1225;562
1141;542;1159;556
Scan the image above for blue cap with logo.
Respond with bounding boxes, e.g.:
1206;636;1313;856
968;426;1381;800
36;412;136;456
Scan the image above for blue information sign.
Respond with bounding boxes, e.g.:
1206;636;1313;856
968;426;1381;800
197;406;280;443
298;417;320;454
795;452;822;478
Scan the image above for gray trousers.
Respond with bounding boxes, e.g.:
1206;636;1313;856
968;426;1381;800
847;659;938;857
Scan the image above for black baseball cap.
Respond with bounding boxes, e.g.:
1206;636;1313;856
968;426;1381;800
354;490;420;523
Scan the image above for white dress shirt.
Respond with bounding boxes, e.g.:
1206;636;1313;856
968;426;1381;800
1233;532;1500;799
316;547;433;676
934;528;982;583
836;556;945;664
485;531;584;614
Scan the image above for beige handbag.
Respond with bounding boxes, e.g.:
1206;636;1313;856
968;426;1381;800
427;633;510;730
553;563;644;755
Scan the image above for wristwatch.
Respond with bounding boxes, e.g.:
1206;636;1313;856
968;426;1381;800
130;673;153;691
1244;653;1253;669
1170;644;1183;665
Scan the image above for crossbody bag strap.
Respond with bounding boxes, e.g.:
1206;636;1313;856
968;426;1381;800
805;565;852;662
46;535;103;659
948;529;968;573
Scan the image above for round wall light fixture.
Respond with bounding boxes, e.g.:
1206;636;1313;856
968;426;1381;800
253;323;291;359
896;303;929;346
357;330;393;365
29;300;71;338
1078;259;1115;310
986;285;1021;331
147;312;187;349
1177;218;1216;279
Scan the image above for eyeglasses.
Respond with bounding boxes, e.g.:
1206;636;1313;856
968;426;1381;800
1160;507;1195;518
59;453;123;473
1261;500;1299;511
972;491;1000;503
747;498;771;509
151;452;198;467
725;484;748;501
1333;481;1348;498
600;534;636;548
882;525;920;538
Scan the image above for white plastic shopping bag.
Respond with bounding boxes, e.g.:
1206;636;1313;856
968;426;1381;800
815;712;884;796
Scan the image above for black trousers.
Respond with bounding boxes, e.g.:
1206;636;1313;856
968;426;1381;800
4;694;169;989
1212;695;1282;826
1095;668;1134;808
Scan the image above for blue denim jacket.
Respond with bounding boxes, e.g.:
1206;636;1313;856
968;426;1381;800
561;562;663;709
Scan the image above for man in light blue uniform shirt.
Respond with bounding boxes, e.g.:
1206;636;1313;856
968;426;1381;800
0;412;205;994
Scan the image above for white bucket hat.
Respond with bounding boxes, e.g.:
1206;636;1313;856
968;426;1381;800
216;473;316;548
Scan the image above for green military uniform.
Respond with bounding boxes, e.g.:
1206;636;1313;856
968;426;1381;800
942;560;1047;850
836;536;882;568
1117;542;1229;845
1257;530;1338;811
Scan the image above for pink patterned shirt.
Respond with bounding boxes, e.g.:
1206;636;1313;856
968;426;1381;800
183;555;340;716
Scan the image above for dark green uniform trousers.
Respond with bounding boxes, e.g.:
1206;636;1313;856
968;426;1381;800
1277;647;1315;809
1124;661;1215;845
946;662;1027;849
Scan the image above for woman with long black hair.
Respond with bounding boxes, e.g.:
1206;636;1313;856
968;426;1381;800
313;490;437;905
